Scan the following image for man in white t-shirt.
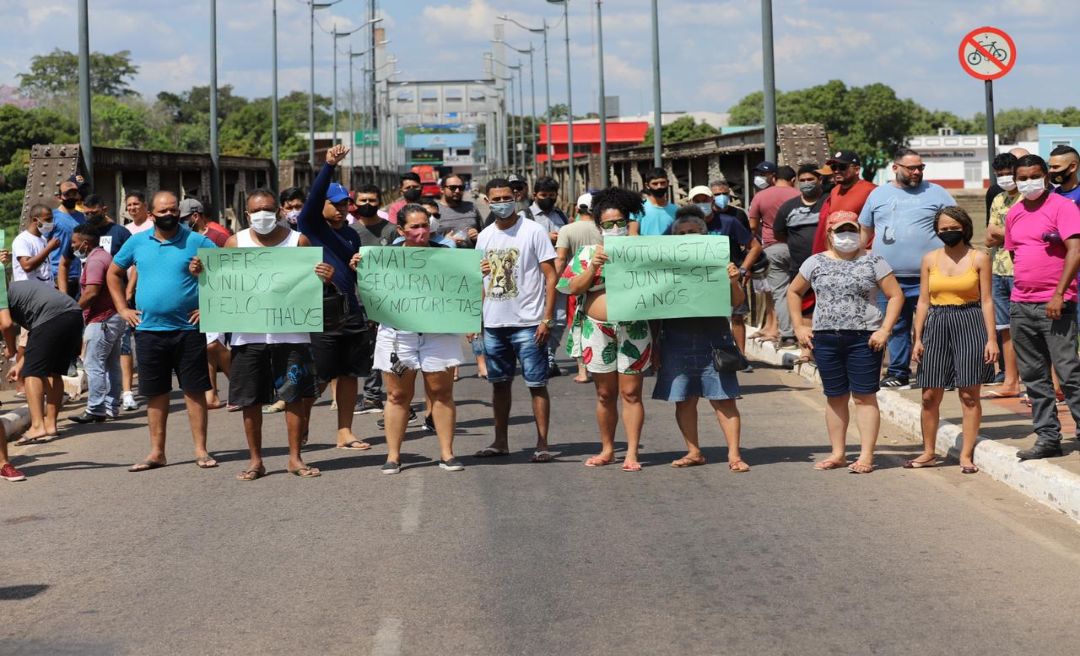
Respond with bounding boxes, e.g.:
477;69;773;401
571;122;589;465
12;205;59;284
475;177;558;462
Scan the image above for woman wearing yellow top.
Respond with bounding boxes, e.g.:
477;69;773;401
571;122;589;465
911;207;998;473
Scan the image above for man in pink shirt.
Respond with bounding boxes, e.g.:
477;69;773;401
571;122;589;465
748;161;800;345
1005;154;1080;460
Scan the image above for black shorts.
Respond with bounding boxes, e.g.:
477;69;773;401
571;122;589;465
311;313;373;384
23;311;83;378
228;342;317;407
135;329;211;397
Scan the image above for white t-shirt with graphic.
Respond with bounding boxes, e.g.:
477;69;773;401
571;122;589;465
476;216;556;328
11;231;52;283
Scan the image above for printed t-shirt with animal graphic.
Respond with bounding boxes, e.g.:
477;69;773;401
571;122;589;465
476;215;557;328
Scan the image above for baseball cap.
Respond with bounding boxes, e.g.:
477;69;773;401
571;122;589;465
179;198;203;218
687;185;713;200
826;150;861;166
575;192;593;210
327;183;350;203
826;210;860;230
753;161;778;174
507;173;524;184
817;163;834;176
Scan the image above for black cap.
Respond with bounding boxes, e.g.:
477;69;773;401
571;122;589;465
507;173;524;185
826;150;861;166
753;161;778;174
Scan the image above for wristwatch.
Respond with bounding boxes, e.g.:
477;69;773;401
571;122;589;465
738;267;748;277
542;319;556;328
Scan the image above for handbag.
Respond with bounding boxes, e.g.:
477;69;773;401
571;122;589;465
322;283;349;333
712;342;748;374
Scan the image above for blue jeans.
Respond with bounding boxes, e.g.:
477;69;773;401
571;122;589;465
878;276;921;379
991;274;1013;331
812;330;884;397
483;326;549;387
84;314;125;416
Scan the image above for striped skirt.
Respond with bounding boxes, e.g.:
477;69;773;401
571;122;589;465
916;303;994;389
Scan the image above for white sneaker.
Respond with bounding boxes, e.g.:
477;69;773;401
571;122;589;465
121;393;140;411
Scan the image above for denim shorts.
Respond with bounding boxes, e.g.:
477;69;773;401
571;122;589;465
483;326;549;387
652;323;740;402
120;324;134;356
812;330;883;397
991;274;1013;331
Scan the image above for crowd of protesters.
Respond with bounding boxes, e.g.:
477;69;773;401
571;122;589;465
2;142;1079;483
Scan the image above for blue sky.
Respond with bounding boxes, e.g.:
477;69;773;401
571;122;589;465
0;0;1075;122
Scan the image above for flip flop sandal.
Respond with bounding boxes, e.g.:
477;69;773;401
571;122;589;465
337;440;371;451
14;435;48;447
621;461;643;472
236;467;266;481
902;458;938;469
728;460;750;472
671;456;706;468
196;456;219;469
288;466;321;478
814;459;849;470
585;455;614;467
848;462;875;474
960;465;980;474
128;460;166;473
473;447;510;458
981;390;1020;399
530;450;554;463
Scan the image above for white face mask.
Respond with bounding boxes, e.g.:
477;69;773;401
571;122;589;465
996;175;1017;192
249;210;278;235
695;202;713;216
601;225;629;238
75;249;90;263
753;175;769;190
285;209;301;224
831;231;861;253
1017;177;1046;201
39;221;54;235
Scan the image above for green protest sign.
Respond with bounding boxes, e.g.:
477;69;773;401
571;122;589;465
603;235;731;321
197;247;323;333
356;246;483;333
0;263;7;310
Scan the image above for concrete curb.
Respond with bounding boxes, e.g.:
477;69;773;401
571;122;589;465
2;371;86;442
745;333;1080;523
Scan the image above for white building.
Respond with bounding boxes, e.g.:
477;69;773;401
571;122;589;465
880;129;1036;191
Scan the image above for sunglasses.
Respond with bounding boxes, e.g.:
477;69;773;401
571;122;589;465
832;225;859;233
898;163;926;172
443;185;464;191
600;219;628;229
831;163;850;172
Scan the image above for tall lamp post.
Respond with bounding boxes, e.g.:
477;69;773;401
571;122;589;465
596;0;608;187
209;0;222;219
272;0;279;193
760;0;777;162
547;0;575;200
347;41;387;176
494;38;538;175
332;17;382;162
309;0;340;169
649;0;662;169
77;0;93;185
498;14;554;176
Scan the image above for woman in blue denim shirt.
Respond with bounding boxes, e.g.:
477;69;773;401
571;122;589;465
786;211;904;473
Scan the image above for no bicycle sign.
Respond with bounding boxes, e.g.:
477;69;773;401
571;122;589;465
958;26;1016;81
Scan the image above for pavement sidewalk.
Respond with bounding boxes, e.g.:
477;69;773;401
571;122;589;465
745;331;1080;523
1;372;86;442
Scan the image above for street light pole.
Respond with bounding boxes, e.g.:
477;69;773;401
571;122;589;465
272;0;279;193
761;0;777;162
549;0;576;201
309;1;340;169
516;59;525;176
77;0;93;185
596;0;608;188
209;0;222;219
650;0;662;169
498;40;538;175
499;15;554;176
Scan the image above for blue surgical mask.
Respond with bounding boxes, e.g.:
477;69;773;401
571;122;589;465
695;202;713;216
714;194;729;210
490;202;516;219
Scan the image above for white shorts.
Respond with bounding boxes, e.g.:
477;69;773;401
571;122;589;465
373;326;463;373
206;332;226;346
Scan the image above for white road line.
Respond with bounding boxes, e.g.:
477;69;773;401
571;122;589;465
400;474;423;534
372;617;404;656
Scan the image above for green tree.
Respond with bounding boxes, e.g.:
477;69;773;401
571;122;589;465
18;49;138;99
0;104;78;167
92;96;173;150
643;115;720;146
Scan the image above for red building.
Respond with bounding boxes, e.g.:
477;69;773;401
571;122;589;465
537;121;649;162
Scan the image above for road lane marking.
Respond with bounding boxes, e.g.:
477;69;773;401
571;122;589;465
400;475;423;534
372;617;404;656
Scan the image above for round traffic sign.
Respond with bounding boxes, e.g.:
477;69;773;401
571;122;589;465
958;26;1017;81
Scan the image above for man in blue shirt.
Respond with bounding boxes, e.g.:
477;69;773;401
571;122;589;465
296;144;374;451
630;167;678;236
107;190;218;473
1049;145;1080;205
858;148;956;388
51;179;85;299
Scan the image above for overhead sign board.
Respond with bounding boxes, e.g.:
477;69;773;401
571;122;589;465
958;26;1016;81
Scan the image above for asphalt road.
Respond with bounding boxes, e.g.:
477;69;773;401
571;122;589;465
3;359;1080;655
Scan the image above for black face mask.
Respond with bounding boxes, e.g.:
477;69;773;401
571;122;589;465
648;187;668;199
61;198;78;210
536;198;556;212
86;213;105;225
403;188;422;202
1050;168;1074;186
357;204;378;218
938;230;964;247
155;213;180;231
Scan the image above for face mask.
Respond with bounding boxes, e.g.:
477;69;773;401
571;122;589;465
799;182;820;196
831;231;860;253
357;204;378;218
60;198;78;210
996;175;1016;192
39;221;54;235
75;249;91;263
536;198;556;213
403;188;422;202
403;227;430;246
155;213;180;231
1017;178;1046;201
753;176;768;190
602;225;629;238
648;187;668;200
249;210;277;235
937;230;964;247
490;202;516;219
1050;168;1074;186
285;209;300;224
714;194;729;210
695;203;713;216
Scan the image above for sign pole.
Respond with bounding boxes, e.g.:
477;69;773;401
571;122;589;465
985;79;996;162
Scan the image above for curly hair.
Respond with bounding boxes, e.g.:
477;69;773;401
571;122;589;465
590;187;644;222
